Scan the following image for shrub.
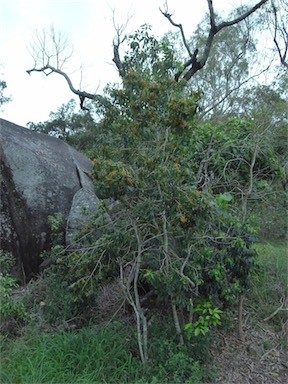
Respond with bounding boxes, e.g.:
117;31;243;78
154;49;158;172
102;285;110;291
0;272;26;335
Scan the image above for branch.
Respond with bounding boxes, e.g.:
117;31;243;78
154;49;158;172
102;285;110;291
113;35;126;78
263;295;288;321
161;0;269;81
272;2;288;69
26;64;111;110
179;245;195;289
111;9;131;78
217;0;269;31
27;27;112;111
241;143;258;224
121;219;148;363
160;2;193;58
174;49;200;82
160;3;202;80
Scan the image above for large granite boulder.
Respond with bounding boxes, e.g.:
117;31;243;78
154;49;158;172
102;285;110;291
0;118;103;281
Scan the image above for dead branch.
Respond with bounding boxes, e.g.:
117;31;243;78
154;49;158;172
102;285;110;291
27;27;111;111
111;9;132;78
27;64;111;110
160;0;269;81
159;2;193;58
263;295;288;322
272;1;288;69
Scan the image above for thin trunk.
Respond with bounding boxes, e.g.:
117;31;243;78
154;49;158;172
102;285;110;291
133;220;148;363
172;301;184;345
161;209;185;345
238;294;244;341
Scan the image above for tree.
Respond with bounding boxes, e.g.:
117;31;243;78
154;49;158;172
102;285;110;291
38;27;283;363
27;98;98;151
28;99;79;137
240;78;288;237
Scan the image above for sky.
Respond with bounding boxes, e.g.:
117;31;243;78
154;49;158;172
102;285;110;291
0;0;249;126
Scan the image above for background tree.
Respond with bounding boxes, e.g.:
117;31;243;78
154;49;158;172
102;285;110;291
27;99;99;151
185;12;268;120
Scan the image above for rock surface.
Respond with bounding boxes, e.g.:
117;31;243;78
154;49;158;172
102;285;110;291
0;118;100;281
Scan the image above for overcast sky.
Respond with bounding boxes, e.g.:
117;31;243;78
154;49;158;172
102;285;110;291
1;0;245;126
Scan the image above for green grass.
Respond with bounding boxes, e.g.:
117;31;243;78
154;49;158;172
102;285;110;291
0;324;142;384
249;241;287;326
0;322;205;384
256;242;287;281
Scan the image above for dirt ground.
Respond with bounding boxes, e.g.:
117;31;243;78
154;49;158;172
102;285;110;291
211;318;288;383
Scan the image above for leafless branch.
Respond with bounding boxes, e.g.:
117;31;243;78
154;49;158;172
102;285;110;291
27;27;111;111
263;294;288;321
160;1;193;58
179;245;196;289
111;9;132;77
28;26;73;71
160;0;269;81
272;1;288;69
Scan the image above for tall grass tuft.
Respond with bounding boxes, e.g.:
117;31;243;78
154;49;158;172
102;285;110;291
1;324;141;384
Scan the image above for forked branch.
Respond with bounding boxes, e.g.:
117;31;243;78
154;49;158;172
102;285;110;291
111;9;131;77
160;0;269;81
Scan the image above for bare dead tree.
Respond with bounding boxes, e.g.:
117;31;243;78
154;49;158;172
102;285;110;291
27;26;111;110
160;0;269;81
